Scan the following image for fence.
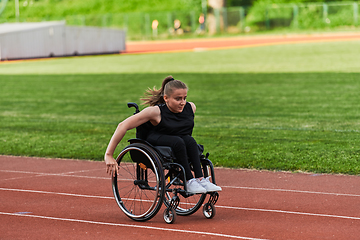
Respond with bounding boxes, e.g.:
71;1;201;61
0;7;248;40
264;2;359;30
0;0;8;16
1;2;359;39
62;8;249;39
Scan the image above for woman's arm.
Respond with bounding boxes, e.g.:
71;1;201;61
104;106;160;177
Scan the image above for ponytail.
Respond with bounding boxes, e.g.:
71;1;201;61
141;76;187;106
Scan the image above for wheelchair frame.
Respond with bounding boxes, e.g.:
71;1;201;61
111;102;219;224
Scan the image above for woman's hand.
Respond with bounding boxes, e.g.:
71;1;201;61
104;154;119;177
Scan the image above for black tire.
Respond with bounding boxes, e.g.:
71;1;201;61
163;208;177;224
112;143;165;221
203;203;216;219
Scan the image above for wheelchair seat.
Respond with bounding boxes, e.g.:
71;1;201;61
154;146;176;160
128;138;204;163
154;144;205;162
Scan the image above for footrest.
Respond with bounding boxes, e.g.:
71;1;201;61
207;192;219;205
164;195;180;224
168;195;180;210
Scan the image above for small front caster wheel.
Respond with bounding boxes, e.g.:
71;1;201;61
203;203;216;219
164;208;177;224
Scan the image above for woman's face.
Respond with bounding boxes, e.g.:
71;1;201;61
164;88;187;113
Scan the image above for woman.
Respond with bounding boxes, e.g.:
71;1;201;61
104;76;221;194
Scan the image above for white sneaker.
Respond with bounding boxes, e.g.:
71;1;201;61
186;178;207;194
198;177;222;192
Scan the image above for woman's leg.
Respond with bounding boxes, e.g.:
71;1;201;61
147;134;194;180
180;135;203;179
181;135;222;192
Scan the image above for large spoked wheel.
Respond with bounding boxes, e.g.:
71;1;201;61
112;143;165;222
163;166;206;216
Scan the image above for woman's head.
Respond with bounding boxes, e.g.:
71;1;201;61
141;76;188;107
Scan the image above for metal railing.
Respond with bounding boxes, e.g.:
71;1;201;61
263;2;359;30
0;0;8;16
1;2;359;39
0;7;248;39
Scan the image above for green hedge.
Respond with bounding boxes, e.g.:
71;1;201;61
1;0;201;19
246;0;359;30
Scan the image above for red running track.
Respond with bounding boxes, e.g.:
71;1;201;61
1;155;360;239
125;32;360;54
2;32;360;64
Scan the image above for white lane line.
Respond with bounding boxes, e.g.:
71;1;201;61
0;170;109;180
0;212;268;240
223;186;360;198
2;169;360;198
2;187;360;221
54;168;105;175
0;169;104;175
218;205;360;221
0;188;154;204
0;187;113;199
0;176;39;181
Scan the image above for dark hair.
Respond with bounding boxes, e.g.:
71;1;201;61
141;76;188;106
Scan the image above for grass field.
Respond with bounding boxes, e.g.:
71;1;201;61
1;40;360;174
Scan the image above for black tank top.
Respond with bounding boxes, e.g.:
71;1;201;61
151;102;194;136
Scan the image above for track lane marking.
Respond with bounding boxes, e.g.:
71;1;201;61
0;169;109;181
223;186;360;198
2;169;360;198
0;212;268;240
0;169;103;175
0;187;113;199
218;205;360;221
1;187;360;221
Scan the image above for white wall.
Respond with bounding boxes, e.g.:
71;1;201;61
0;21;126;60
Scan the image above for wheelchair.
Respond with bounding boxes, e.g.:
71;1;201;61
112;102;219;224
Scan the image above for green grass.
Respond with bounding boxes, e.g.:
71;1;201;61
1;40;360;174
1;41;360;74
